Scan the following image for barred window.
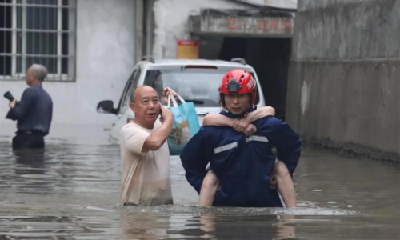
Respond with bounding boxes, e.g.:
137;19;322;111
0;0;75;82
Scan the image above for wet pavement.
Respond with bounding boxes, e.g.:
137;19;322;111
0;124;400;239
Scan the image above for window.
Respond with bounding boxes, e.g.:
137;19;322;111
143;69;163;96
118;68;141;114
143;69;221;107
0;0;76;81
144;67;260;107
144;68;248;107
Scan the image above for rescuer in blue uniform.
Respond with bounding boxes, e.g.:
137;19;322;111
180;69;302;207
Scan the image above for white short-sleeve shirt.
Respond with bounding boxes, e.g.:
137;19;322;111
120;120;173;206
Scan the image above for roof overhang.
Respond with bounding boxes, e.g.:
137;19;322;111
189;9;295;38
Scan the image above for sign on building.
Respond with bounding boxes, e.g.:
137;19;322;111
177;40;198;59
189;10;295;38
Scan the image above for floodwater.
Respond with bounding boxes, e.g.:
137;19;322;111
1;124;400;239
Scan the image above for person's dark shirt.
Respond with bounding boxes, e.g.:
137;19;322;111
6;85;53;135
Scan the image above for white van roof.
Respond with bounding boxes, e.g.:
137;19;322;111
137;58;255;71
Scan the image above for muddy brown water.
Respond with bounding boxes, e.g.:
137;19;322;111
0;124;400;239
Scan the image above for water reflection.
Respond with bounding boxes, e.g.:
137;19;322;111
0;214;78;239
13;148;54;194
122;212;169;239
0;207;399;240
179;214;295;239
121;212;297;239
14;148;46;167
0;208;122;240
0;140;121;197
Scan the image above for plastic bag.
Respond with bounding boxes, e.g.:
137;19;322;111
167;93;200;155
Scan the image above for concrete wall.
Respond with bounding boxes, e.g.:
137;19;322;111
153;0;250;59
134;0;156;63
298;0;371;11
0;0;135;134
287;0;400;157
244;0;297;9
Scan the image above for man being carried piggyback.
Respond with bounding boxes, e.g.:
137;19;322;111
180;69;302;207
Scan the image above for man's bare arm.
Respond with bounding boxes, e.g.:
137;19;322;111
246;106;275;123
233;106;276;133
202;114;234;127
203;106;275;127
202;107;275;136
142;106;174;151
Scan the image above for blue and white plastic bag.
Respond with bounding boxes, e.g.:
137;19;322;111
166;93;200;155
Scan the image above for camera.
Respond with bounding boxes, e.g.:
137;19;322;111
3;91;15;102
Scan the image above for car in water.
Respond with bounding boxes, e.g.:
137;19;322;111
97;58;266;141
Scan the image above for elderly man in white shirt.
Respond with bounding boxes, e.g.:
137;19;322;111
120;86;175;206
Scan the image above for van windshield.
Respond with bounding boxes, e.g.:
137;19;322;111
144;68;253;107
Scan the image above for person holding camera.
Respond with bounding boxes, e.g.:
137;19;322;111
5;64;53;150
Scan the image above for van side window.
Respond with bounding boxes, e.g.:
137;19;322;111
118;68;142;114
143;70;163;98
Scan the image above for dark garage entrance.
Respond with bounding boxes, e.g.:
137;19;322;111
190;9;294;120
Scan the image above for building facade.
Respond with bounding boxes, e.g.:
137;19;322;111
0;0;135;131
0;0;297;135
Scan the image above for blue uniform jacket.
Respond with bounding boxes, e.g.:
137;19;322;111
180;110;302;207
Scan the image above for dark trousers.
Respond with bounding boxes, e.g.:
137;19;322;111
12;131;45;150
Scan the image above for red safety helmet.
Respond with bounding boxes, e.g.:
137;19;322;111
220;69;257;105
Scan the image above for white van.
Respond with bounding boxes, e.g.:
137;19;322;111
97;58;265;140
